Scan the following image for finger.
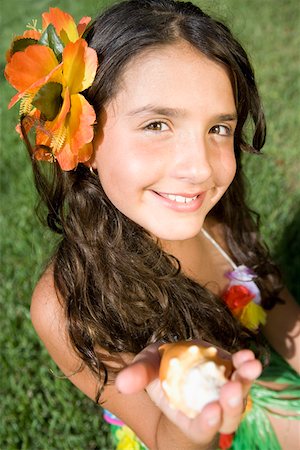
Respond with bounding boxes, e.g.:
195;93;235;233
132;341;162;367
232;350;255;369
232;358;262;396
116;342;161;394
218;381;244;434
188;402;222;445
168;402;222;446
116;361;153;394
146;371;222;446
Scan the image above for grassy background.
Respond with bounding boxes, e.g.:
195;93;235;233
1;0;299;449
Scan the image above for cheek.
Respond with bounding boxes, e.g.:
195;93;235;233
215;150;236;186
98;154;130;197
95;144;157;202
97;134;164;185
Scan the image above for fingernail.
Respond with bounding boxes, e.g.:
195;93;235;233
207;415;219;426
115;379;122;393
228;396;242;407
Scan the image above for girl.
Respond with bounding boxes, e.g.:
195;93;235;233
5;1;299;449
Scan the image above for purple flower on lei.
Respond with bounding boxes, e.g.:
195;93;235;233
226;265;262;305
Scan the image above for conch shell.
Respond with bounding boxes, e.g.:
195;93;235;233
159;342;232;418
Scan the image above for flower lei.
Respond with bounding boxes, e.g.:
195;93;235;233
219;265;266;450
5;8;98;171
222;265;266;331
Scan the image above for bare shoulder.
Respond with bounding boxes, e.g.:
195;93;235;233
31;267;63;339
31;267;118;399
30;269;161;447
30;267;88;382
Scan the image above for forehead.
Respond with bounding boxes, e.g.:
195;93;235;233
111;41;235;114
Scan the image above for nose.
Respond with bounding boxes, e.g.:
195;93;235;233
170;132;213;184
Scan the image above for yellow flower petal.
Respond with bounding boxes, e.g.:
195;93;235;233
51;87;71;132
116;426;141;450
51;93;95;170
42;8;79;44
62;39;97;94
68;93;96;151
239;302;267;330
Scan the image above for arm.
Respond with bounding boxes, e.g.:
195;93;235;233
263;288;300;373
31;269;261;450
30;270;163;448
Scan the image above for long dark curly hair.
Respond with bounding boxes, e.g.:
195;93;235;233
28;0;282;400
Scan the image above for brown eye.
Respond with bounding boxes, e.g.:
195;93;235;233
145;121;169;132
210;125;231;136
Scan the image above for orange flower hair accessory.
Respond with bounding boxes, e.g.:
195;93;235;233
5;8;98;171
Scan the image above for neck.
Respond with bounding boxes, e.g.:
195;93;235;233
159;218;232;295
159;216;216;259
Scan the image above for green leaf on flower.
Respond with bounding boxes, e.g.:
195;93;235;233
32;82;63;121
39;24;64;63
11;38;38;56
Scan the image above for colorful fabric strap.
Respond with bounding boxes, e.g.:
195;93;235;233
103;410;147;450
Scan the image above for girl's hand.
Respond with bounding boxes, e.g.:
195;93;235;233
115;342;262;447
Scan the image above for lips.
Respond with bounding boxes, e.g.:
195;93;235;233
152;190;206;212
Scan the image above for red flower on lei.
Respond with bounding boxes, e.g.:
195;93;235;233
223;284;254;311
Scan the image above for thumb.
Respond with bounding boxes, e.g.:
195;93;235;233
116;342;162;394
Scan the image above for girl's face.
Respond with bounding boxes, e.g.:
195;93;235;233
92;41;237;242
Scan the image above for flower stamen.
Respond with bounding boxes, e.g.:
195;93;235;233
26;19;38;31
51;124;67;154
19;93;35;116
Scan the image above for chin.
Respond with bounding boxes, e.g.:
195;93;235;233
148;223;203;242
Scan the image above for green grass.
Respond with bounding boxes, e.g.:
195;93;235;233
1;0;299;448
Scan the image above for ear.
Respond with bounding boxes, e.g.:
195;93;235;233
90;123;105;169
82;145;96;169
88;153;97;170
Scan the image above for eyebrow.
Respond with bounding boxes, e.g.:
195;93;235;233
127;104;238;121
127;104;186;118
217;114;238;122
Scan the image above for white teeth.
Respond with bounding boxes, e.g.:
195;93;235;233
165;194;197;203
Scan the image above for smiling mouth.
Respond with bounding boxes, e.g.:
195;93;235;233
156;192;200;203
